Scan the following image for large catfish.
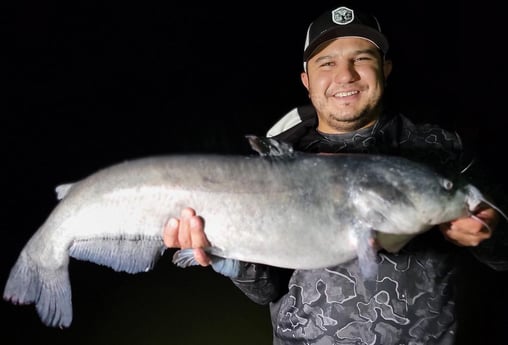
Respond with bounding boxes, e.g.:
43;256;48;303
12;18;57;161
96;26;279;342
3;136;504;328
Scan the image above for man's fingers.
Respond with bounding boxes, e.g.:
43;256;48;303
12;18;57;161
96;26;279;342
163;206;209;269
163;217;180;247
163;207;211;266
190;215;209;248
177;210;193;248
180;207;197;218
168;208;208;249
439;221;492;247
194;248;212;266
444;230;488;247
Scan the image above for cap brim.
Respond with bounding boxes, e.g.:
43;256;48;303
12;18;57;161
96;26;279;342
304;24;389;61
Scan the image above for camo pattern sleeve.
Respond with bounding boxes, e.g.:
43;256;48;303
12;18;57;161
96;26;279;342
230;263;293;305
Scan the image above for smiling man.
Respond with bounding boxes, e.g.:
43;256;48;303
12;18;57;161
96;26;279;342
164;5;507;345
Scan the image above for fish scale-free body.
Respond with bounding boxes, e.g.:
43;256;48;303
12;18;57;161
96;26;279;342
3;136;494;328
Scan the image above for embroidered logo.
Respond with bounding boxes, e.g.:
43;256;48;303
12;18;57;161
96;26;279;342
332;6;354;25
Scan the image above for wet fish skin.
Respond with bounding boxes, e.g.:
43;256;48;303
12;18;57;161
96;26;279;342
3;136;494;328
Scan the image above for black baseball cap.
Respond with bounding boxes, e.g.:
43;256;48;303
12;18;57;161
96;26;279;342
303;6;389;62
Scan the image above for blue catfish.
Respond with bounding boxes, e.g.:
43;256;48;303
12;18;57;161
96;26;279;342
3;136;504;328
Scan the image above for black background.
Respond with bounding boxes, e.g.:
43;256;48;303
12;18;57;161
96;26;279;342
2;1;507;344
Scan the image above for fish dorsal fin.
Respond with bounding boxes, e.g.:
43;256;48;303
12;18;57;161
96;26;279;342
245;135;295;158
55;183;74;200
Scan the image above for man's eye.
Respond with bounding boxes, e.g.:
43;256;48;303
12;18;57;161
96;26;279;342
319;61;335;67
355;56;372;62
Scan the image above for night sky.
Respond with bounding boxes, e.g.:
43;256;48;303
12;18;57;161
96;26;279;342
2;1;507;344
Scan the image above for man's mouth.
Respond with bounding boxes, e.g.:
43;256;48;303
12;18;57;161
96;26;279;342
333;90;359;98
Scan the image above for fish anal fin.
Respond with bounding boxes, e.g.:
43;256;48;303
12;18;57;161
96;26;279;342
69;236;165;274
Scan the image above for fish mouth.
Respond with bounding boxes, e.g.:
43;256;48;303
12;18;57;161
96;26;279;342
466;184;508;221
465;185;483;213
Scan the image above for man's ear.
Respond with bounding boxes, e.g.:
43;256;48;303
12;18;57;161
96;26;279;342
300;71;309;90
383;59;393;79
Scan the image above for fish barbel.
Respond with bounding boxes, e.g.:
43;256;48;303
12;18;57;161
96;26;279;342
3;136;502;328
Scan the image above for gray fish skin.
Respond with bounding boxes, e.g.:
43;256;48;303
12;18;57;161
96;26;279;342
3;137;491;328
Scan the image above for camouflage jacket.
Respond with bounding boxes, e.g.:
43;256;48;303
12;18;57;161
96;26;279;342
230;105;508;345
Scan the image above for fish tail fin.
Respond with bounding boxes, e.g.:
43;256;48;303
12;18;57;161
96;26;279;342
172;249;241;278
356;230;379;279
3;251;72;328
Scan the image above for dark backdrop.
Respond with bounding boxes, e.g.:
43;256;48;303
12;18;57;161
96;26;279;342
2;1;507;344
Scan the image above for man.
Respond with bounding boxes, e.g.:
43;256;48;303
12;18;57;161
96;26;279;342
163;5;507;344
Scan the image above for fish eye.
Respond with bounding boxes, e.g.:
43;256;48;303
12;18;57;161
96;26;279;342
441;178;453;190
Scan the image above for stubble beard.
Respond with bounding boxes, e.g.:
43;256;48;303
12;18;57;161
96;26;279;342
326;104;380;132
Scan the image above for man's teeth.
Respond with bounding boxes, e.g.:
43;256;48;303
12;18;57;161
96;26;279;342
334;91;358;97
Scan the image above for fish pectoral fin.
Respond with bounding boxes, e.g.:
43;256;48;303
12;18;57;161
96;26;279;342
209;257;241;278
69;236;165;274
172;249;241;278
172;249;200;268
355;228;379;280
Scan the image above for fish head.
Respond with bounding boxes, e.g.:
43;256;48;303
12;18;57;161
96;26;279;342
416;176;471;225
350;170;472;236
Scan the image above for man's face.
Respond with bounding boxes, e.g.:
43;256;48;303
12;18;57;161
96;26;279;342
302;37;391;134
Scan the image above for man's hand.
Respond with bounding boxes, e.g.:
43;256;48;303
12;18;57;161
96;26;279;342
163;207;211;266
439;207;500;246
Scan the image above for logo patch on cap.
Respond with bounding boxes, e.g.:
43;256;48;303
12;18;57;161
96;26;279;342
332;6;354;25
